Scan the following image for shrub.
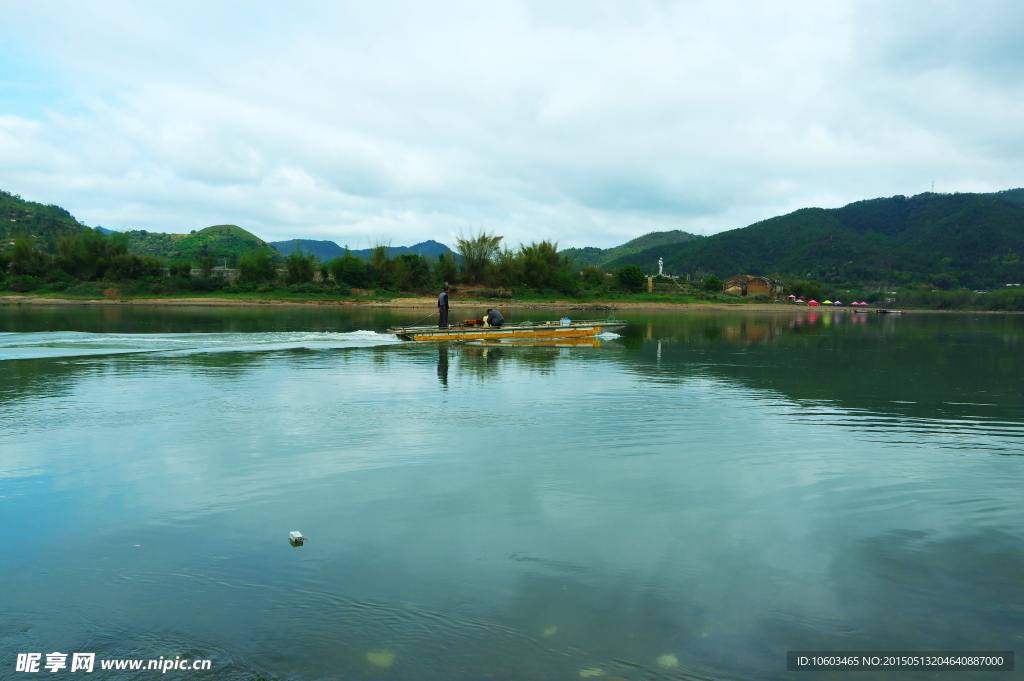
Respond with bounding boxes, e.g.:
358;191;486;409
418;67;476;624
45;268;74;285
6;275;42;292
552;267;579;296
434;253;459;286
328;253;369;288
616;264;646;291
455;229;503;285
285;245;318;284
705;275;723;292
581;265;606;288
237;250;278;283
187;277;227;293
168;260;193;278
786;279;825;301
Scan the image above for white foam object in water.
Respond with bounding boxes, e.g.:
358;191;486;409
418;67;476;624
289;531;307;545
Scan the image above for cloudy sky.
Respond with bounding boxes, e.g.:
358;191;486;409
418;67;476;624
2;1;1023;248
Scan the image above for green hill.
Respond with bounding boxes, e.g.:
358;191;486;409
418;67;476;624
271;238;453;262
126;225;282;265
563;229;701;268
0;189;92;248
986;188;1024;207
604;192;1024;290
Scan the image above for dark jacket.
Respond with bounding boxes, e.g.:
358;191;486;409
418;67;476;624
486;309;504;326
438;291;449;310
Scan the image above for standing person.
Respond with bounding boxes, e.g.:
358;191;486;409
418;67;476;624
438;284;450;328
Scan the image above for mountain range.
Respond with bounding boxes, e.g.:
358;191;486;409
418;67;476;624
271;238;452;261
604;190;1024;289
4;185;1024;288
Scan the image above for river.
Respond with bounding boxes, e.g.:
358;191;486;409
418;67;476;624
1;306;1021;680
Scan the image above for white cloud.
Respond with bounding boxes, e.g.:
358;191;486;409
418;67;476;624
1;0;1023;247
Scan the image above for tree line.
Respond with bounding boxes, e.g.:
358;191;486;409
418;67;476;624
235;232;670;295
2;228;688;296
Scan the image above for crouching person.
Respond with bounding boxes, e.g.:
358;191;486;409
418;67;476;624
485;308;504;327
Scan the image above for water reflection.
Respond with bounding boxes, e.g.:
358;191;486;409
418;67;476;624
437;346;449;388
1;307;1023;680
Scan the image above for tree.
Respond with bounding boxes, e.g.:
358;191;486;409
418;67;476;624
393;253;432;289
456;229;503;284
491;248;520;288
328;250;369;288
285;243;318;284
518;240;567;289
200;256;215;278
581;265;606;288
237;249;278;283
704;275;723;292
368;243;393;287
616;264;645;291
10;235;48;276
434;253;458;286
169;260;193;278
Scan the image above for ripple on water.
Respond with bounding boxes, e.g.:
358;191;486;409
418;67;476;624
0;330;401;361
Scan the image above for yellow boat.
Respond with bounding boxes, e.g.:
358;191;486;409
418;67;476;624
386;318;626;342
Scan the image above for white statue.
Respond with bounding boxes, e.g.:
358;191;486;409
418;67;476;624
658;258;663;276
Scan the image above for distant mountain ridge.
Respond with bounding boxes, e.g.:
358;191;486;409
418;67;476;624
272;238;453;261
563;229;701;268
604;191;1024;289
6;185;1024;289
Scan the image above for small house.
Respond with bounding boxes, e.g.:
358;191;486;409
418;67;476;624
723;274;786;300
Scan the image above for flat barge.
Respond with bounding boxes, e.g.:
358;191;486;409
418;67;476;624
387;318;626;342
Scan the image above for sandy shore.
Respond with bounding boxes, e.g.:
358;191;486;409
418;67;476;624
0;293;805;312
3;293;1013;313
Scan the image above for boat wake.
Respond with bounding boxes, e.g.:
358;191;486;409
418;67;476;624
0;330;401;361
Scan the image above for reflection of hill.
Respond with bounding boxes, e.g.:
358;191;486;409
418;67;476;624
618;312;1024;424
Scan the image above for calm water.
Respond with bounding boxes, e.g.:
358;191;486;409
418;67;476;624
1;306;1022;680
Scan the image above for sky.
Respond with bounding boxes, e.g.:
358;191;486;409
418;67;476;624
2;1;1023;249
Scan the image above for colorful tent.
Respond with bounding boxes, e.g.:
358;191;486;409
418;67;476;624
823;300;833;305
808;300;819;306
834;300;843;305
796;298;805;304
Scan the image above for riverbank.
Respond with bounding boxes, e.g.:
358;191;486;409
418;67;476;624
0;293;788;312
3;293;1020;313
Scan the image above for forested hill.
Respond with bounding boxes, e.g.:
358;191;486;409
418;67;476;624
604;192;1024;289
272;238;453;261
0;189;92;246
563;229;701;267
126;225;282;264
